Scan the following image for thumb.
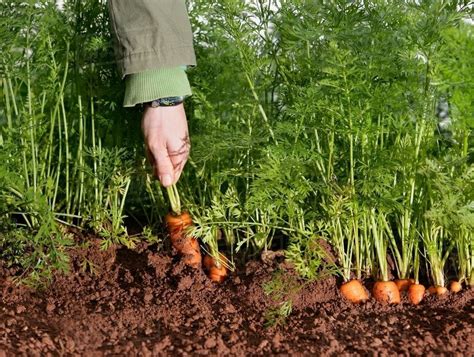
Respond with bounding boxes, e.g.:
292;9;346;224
150;145;175;187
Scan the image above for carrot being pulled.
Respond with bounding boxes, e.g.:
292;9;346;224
165;185;202;268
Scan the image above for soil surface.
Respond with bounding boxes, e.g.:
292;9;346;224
1;238;473;356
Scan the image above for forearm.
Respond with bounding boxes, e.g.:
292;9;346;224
108;0;196;78
108;0;196;107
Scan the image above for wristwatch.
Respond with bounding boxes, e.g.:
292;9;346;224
147;96;185;108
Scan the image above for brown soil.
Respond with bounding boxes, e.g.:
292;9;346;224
1;240;473;356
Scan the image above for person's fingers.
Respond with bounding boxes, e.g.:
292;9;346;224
168;133;191;184
142;104;190;186
149;143;175;187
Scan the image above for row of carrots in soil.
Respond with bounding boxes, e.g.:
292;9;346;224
331;207;473;305
168;209;466;303
167;205;467;303
164;186;472;302
339;278;463;306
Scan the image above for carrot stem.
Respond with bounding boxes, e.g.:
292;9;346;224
166;184;181;216
371;210;390;282
413;242;420;284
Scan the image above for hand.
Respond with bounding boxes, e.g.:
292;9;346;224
141;103;190;187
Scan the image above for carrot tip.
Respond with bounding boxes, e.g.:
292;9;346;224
203;254;229;283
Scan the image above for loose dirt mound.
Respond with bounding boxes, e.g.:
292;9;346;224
1;241;473;356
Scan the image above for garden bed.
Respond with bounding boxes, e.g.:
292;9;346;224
1;239;472;356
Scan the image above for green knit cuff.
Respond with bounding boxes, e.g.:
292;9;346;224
123;67;192;107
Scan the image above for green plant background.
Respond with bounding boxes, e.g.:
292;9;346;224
0;0;473;287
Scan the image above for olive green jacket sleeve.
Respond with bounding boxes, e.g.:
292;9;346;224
108;0;196;78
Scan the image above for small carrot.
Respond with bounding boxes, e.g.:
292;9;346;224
408;283;425;305
408;247;424;305
449;280;462;293
203;254;228;283
394;279;414;292
428;285;448;296
340;280;369;303
372;281;401;304
165;211;202;268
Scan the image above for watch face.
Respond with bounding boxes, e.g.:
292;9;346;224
150;96;185;107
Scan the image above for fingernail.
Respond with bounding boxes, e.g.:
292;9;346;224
160;174;172;187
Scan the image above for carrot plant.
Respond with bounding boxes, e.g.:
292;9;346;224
454;228;474;287
422;222;452;293
423;161;474;291
186;0;472;289
0;0;138;281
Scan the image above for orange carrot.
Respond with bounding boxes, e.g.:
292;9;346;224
372;281;401;304
165;212;202;268
203;254;228;283
408;283;425;305
340;280;369;303
428;285;448;296
449;281;462;293
394;279;414;292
